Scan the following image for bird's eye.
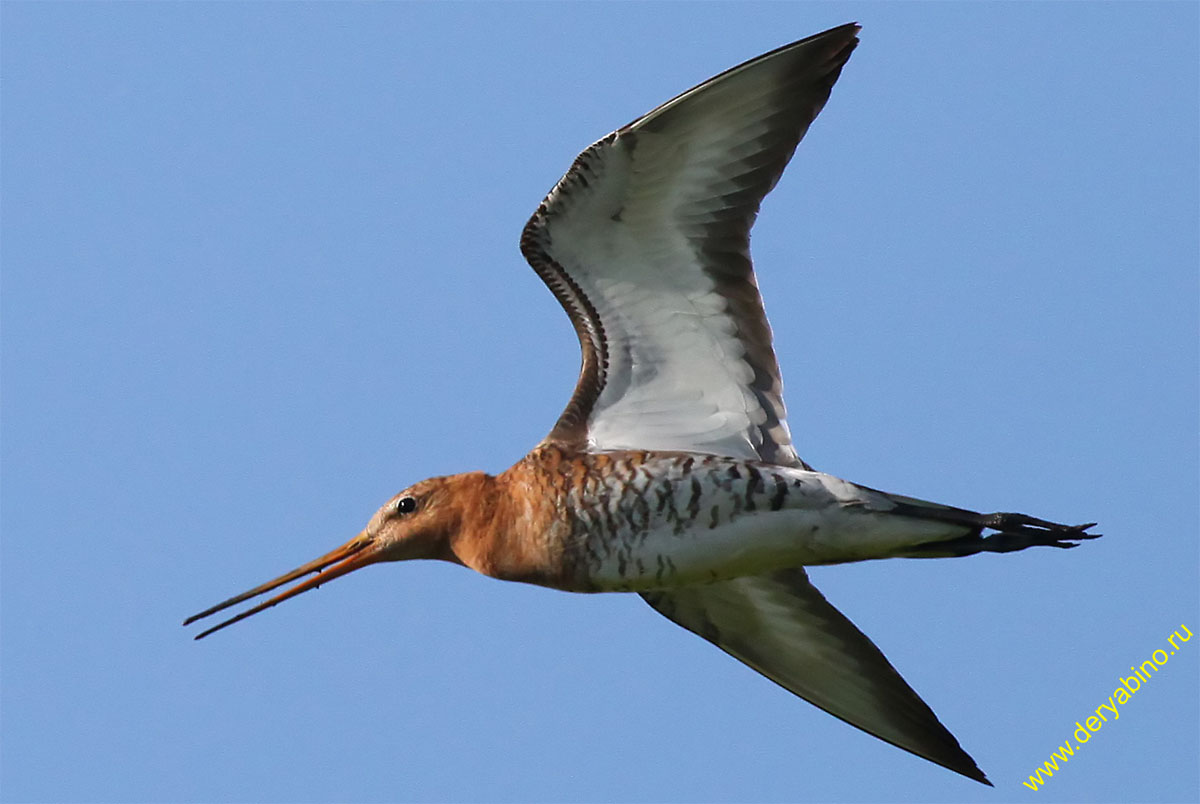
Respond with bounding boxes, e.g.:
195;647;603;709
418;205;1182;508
394;496;418;515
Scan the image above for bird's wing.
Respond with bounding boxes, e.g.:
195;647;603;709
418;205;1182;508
640;568;990;785
523;25;988;781
521;23;859;465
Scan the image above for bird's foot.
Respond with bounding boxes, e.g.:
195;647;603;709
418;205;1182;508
978;513;1100;552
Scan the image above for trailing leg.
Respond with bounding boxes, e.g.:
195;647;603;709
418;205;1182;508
877;494;1099;559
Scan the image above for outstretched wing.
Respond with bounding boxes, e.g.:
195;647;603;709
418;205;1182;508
641;569;991;785
521;23;859;466
522;26;984;783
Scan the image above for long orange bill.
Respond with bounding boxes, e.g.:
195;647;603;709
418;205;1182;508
183;533;379;640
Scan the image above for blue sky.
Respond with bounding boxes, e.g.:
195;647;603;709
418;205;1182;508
2;3;1197;802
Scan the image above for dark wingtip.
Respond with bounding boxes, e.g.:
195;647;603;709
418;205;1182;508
953;756;992;786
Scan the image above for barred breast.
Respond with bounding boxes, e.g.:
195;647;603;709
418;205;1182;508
523;447;966;592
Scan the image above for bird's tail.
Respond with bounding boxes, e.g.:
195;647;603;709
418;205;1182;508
872;491;1100;558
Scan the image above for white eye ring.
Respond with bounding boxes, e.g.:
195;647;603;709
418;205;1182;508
395;496;418;515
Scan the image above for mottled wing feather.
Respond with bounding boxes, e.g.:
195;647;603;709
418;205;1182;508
521;23;860;465
641;569;991;785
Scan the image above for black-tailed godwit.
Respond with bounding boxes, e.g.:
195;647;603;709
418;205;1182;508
185;23;1097;784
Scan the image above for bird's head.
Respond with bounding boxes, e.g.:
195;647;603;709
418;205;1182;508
183;472;492;639
363;475;476;561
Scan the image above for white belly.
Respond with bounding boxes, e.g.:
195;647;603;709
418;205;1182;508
562;454;967;591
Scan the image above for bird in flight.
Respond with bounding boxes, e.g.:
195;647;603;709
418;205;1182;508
186;23;1097;784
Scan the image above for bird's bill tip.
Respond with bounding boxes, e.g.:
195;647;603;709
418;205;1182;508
183;532;379;639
